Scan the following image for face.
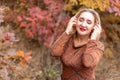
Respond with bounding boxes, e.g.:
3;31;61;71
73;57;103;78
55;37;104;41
76;11;95;36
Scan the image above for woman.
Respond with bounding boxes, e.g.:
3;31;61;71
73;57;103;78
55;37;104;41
50;8;104;80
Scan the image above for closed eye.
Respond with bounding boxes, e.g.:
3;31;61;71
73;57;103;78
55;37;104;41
79;18;84;22
87;20;92;24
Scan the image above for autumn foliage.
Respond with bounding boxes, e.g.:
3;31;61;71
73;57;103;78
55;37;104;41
6;0;69;47
9;50;32;67
2;0;120;47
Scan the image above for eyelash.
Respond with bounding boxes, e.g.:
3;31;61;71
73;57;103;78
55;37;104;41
87;20;92;24
79;18;92;24
79;18;84;22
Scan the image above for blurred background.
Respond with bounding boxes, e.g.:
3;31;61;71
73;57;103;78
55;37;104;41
0;0;120;80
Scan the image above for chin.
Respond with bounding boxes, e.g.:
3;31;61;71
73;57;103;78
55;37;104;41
77;31;90;36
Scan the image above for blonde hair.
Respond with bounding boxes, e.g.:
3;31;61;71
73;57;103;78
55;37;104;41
75;8;101;25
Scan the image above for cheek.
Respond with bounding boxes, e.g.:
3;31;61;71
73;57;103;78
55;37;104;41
91;26;94;30
75;23;79;28
75;25;79;31
76;20;82;25
88;24;94;30
76;23;81;27
75;25;81;33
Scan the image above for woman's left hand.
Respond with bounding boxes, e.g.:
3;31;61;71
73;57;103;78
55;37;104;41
90;23;102;40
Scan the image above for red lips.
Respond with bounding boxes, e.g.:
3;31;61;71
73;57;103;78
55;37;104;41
79;27;86;31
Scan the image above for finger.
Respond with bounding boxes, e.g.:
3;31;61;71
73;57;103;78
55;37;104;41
94;26;99;32
95;26;101;33
95;24;102;31
72;22;77;26
96;23;102;29
98;25;102;31
70;17;76;22
72;16;77;21
97;25;102;32
73;19;77;22
75;10;81;18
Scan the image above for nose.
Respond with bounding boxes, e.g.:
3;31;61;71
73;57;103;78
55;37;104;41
81;21;86;27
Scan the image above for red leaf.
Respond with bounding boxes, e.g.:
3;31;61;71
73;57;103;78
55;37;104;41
17;16;23;22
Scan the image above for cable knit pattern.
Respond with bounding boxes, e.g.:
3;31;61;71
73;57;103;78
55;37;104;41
50;32;104;80
82;40;104;68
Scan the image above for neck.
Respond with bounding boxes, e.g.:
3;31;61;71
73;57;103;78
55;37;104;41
74;34;90;47
76;34;90;42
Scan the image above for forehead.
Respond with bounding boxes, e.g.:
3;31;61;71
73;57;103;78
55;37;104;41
79;12;95;21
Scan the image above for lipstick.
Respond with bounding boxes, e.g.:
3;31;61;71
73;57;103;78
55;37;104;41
79;27;86;31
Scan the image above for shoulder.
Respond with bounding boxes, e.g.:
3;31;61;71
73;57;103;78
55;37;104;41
97;41;104;51
87;40;104;51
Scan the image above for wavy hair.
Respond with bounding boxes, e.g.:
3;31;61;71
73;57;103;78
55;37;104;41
75;8;101;25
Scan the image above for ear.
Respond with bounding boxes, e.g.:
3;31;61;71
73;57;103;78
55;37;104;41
95;20;101;26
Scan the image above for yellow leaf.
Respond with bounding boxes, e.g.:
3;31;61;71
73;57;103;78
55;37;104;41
19;51;32;67
105;48;113;58
69;0;78;5
24;78;30;80
64;4;72;11
64;0;78;11
8;50;32;67
16;50;24;57
79;0;110;11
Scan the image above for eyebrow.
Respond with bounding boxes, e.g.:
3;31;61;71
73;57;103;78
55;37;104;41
79;17;84;20
87;19;92;21
79;17;93;22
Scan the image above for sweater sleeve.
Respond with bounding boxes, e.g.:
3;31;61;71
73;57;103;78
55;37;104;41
50;32;72;57
82;40;104;68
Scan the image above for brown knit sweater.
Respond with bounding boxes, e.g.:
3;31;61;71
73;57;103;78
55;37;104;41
50;32;104;80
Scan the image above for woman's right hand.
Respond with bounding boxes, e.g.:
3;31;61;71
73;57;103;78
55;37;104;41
65;16;77;35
